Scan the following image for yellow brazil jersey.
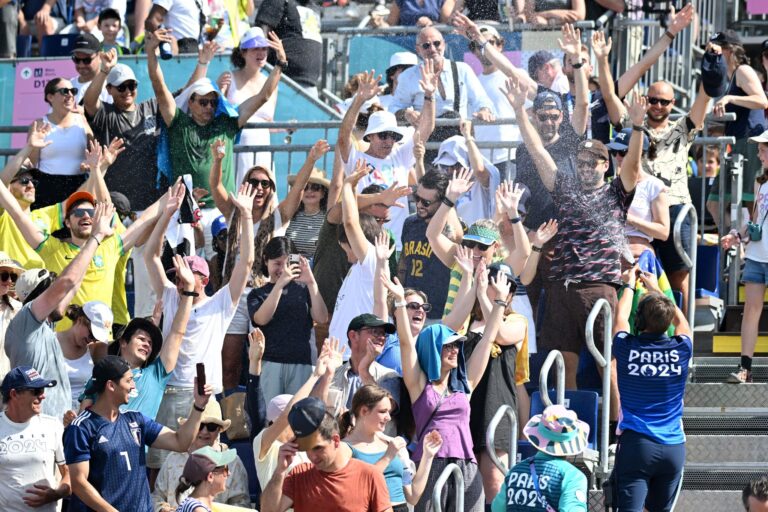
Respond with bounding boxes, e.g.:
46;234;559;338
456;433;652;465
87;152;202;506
0;203;64;269
110;221;131;326
36;233;125;333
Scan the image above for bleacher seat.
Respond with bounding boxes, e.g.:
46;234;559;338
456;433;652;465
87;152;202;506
696;243;720;298
530;389;599;450
16;35;33;58
41;34;77;57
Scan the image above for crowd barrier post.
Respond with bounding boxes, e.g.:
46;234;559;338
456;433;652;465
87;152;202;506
672;204;698;330
485;404;518;474
584;298;612;480
726;152;745;306
431;463;464;512
538;349;565;407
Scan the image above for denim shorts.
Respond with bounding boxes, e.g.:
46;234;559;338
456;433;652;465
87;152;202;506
742;258;768;285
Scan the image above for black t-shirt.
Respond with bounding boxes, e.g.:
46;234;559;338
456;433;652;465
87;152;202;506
247;281;314;365
255;0;322;87
400;214;450;319
463;0;500;20
515;122;582;231
87;99;164;211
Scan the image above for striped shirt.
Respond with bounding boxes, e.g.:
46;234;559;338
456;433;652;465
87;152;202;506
285;209;326;258
175;497;212;512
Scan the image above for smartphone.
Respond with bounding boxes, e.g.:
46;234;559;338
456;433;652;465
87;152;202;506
289;254;300;266
196;363;206;396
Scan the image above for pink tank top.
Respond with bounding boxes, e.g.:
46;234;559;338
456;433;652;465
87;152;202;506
411;383;475;463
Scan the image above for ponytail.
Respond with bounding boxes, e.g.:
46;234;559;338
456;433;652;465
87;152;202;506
175;476;196;503
338;410;355;438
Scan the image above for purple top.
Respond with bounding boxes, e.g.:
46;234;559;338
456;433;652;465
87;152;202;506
411;383;475;463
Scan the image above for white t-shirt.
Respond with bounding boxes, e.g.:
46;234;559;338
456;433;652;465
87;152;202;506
475;70;522;164
455;163;501;227
328;244;377;355
625;175;666;242
161;284;237;393
153;0;208;40
344;138;415;250
0;413;65;512
69;75;112;107
253;430;310;493
747;181;768;263
64;350;94;410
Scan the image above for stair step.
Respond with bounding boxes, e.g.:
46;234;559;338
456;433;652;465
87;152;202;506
683;412;768;433
684;382;768;408
588;490;743;512
681;463;768;490
686;435;768;463
691;357;768;382
712;333;768;354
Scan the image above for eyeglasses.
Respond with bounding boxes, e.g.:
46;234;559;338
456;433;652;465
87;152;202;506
199;422;221;432
71;56;93;65
610;150;627;158
113;81;137;93
441;342;459;352
304;183;325;192
537;113;560;122
646;96;672;106
413;194;436;207
195;98;217;108
462;240;491;251
375;131;401;141
248;178;273;189
420;40;442;50
19;387;45;396
13;176;38;187
0;272;18;283
359;327;387;338
54;87;78;97
406;302;432;312
212;465;230;475
70;208;95;218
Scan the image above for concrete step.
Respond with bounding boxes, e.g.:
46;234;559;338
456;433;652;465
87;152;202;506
691;357;768;383
684;382;768;408
686;435;768;463
683;411;768;434
588;489;743;511
682;463;768;491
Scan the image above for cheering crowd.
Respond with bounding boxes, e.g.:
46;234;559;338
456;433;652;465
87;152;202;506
2;1;768;511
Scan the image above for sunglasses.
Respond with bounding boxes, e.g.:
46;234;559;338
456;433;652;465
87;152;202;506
70;208;95;218
195;98;217;108
212;465;230;475
0;272;18;283
375;131;401;141
406;302;432;312
248;178;273;190
19;387;45;396
199;422;221;432
304;183;325;192
537;113;560;122
610;150;627;157
462;240;491;251
54;87;78;97
71;56;93;64
113;81;137;93
14;176;38;187
577;158;605;168
374;216;390;224
420;40;442;50
646;96;672;106
413;194;435;207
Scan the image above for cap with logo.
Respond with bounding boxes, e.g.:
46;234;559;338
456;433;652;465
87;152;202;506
16;268;53;304
577;140;610;161
1;366;57;397
83;301;114;342
72;33;101;55
709;30;741;46
607;128;649;153
288;396;329;451
533;91;563;112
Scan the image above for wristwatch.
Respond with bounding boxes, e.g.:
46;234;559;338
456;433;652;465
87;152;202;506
181;290;199;297
394;300;407;308
276;60;289;70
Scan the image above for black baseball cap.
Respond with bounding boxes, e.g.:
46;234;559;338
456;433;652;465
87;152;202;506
72;33;101;55
84;355;131;394
710;30;740;46
288;397;329;451
1;366;56;397
12;167;43;182
488;262;518;294
109;191;132;217
347;313;396;335
532;91;563;112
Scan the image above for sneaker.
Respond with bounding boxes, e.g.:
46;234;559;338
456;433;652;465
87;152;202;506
728;367;753;383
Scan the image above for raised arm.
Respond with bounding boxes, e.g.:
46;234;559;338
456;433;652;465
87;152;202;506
559;24;588;136
688;82;712;131
373;233;393;320
465;276;507;390
84;49;116;118
0;178;46;249
620;94;646;193
613;267;635;335
1;122;51;185
442;248;478;331
592;31;624;126
143;183;185;296
278;140;331;223
425;168;474;267
415;60;437;142
298;255;328;323
227;183;257;303
252;260;300;326
639;271;691;338
208;139;234;217
144;29;176;126
713;64;768;117
384;277;426;403
185;41;220;89
520;220;558;285
497;181;531;275
461;120;489;187
158;255;195;373
152;380;212;452
341;161;373;262
237;33;285;129
337;70;380;163
503;77;557;191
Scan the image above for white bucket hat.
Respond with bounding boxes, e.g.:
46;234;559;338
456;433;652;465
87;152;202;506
363;110;407;141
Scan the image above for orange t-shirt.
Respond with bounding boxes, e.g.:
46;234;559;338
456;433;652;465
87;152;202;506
282;458;391;511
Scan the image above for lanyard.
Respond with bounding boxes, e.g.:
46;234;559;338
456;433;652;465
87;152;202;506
529;462;557;512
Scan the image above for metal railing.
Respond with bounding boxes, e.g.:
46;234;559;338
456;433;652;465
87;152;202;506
485;404;518;474
585;298;613;480
673;203;699;330
538;349;565;407
726;153;745;307
431;463;464;512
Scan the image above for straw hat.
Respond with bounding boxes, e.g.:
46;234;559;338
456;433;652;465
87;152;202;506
0;252;23;275
288;168;330;189
178;399;231;432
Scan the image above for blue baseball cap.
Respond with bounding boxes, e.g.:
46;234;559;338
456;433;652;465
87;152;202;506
533;91;563;112
607;128;649;153
211;215;227;238
1;366;57;396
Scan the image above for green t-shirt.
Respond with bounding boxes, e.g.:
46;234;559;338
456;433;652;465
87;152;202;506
168;107;240;204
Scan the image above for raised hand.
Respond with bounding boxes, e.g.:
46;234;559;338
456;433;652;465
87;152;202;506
173;253;195;291
501;76;528;111
323;337;344;374
489;270;510;297
267;31;287;63
150;298;164;327
451;12;482;42
165;182;186;215
558;23;582;58
531;219;558;246
445;167;474;202
308;139;331;162
591;31;612;60
413;131;425;161
91;201;116;240
84;139;103;172
346;159;371;186
496;180;525;214
277;441;298;470
356;70;382;102
100;48;118;73
626;92;647;126
474;260;488;294
295;255;317;285
277;258;301;288
145;27;173;52
192;375;213;409
374;231;394;262
27;120;52;149
101;137;126;171
380;183;411;207
381;275;406;302
454;244;474;275
419;59;439;97
198;40;220;65
667;3;694;36
211;139;227;161
231;182;256;213
459;118;473;140
248;328;266;364
383;435;407;460
217;72;232;94
422;430;443;458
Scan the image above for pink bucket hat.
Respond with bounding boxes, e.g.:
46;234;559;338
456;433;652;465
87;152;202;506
523;404;589;457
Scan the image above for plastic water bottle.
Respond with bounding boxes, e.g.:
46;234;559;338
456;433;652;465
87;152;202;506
159;25;172;60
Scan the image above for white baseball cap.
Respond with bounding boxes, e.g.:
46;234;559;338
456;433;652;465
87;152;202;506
83;301;114;342
16;268;52;304
477;24;501;40
750;129;768;143
107;64;137;87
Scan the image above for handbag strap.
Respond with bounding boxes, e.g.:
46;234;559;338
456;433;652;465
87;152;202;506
529;461;557;512
415;387;449;446
451;60;460;114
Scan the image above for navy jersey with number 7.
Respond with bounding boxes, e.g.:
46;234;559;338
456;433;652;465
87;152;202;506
64;409;164;511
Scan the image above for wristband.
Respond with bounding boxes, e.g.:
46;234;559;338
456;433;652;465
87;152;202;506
508;216;522;224
478;39;489;52
276;60;289;70
394;300;407;308
193;403;205;413
621;283;635;292
531;245;542;253
181;290;199;297
441;197;455;208
197;60;207;66
494;299;508;307
424;95;434;102
664;30;675;40
632;125;644;132
571;61;584;69
89;236;101;246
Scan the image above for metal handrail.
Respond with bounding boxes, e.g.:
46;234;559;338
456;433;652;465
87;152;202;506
431;463;464;512
538;350;565;407
485;405;518;474
585;298;612;479
672;203;699;330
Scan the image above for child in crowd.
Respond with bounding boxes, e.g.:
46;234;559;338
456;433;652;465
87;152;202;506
98;8;131;55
